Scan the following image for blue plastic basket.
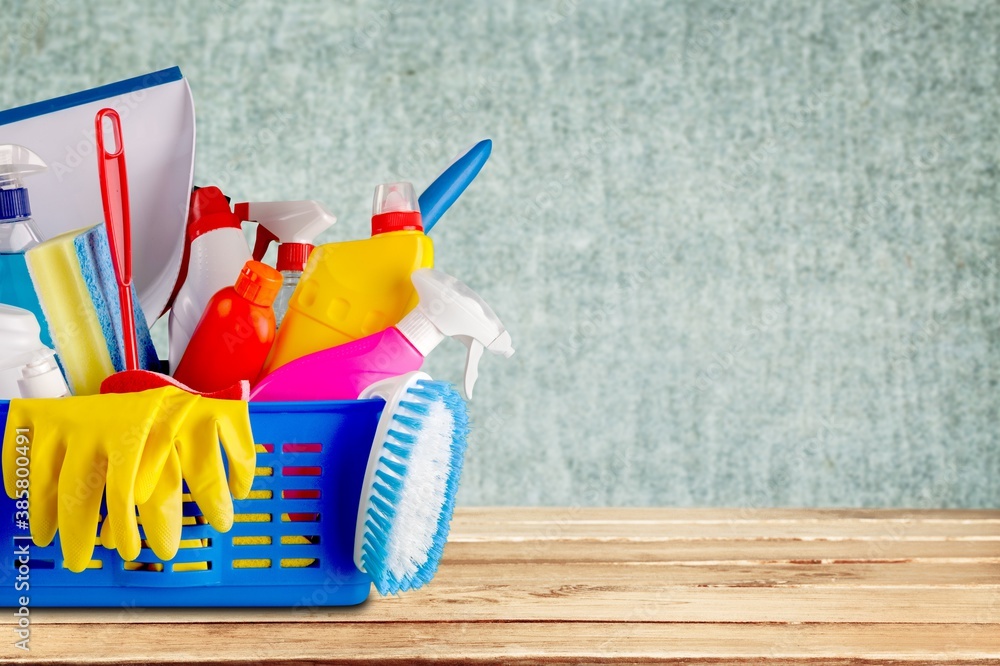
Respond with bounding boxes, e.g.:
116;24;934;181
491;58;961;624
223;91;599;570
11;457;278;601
0;398;383;607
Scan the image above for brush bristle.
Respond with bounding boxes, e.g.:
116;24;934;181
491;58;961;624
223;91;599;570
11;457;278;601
360;379;470;595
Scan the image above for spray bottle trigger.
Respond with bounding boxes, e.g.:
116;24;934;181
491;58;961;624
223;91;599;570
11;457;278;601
455;335;484;399
252;226;278;262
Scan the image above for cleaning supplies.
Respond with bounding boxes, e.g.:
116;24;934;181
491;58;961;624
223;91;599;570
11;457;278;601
0;304;57;399
17;356;70;398
3;388;174;571
354;372;469;595
2;386;256;570
0;144;52;348
172;260;281;394
234;200;337;326
99;389;256;560
168;187;252;367
419;139;492;233
95;108;140;369
251;268;514;402
25;224;158;395
92;108;242;401
260;181;434;375
0;67;196;322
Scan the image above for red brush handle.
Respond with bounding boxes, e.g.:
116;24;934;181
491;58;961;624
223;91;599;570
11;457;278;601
95;108;139;372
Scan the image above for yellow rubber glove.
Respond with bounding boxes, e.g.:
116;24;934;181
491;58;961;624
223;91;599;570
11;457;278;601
1;388;177;572
101;394;256;560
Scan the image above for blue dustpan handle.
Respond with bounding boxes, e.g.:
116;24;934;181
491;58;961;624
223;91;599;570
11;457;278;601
418;139;492;233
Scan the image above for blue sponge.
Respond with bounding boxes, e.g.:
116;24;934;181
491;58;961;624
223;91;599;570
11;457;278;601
26;224;159;395
75;224;159;372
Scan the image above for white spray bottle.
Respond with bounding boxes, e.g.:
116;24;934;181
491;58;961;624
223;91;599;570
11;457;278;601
234;200;337;326
0;304;68;399
250;268;514;402
167;186;252;368
0;145;53;349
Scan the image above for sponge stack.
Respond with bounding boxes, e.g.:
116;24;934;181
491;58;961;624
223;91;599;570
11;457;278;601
26;224;159;395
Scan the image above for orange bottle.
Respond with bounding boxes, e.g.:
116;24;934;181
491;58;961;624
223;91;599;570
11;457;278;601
173;260;281;393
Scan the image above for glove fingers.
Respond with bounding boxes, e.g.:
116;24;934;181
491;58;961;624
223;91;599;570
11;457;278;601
137;449;183;561
178;425;235;533
57;448;106;573
135;390;197;503
214;404;257;500
105;427;149;563
99;514;116;550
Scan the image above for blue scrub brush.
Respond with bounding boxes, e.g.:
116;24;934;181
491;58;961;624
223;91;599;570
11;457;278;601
355;371;470;595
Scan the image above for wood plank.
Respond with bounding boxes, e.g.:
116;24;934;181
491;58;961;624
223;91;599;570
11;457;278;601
448;520;1000;539
441;538;1000;563
33;561;1000;625
454;507;1000;523
12;622;1000;664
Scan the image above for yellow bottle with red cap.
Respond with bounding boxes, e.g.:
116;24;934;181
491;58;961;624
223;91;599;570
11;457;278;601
259;182;434;377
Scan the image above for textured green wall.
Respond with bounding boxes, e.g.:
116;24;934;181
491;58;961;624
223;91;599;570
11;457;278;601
1;0;996;507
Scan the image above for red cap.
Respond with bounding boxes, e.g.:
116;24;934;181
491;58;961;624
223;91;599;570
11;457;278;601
371;211;423;236
188;187;241;242
276;242;315;272
235;260;282;306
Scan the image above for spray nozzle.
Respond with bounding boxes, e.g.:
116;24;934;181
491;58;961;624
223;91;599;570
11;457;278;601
372;182;423;235
0;145;46;189
235;200;337;271
396;268;514;398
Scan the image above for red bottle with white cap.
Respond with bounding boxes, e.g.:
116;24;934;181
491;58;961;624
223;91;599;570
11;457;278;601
168;187;251;368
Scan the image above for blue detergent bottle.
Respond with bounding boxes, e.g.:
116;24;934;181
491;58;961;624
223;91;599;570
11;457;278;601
0;145;51;348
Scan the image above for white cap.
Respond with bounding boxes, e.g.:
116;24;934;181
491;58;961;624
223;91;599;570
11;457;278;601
395;269;514;398
0;144;46;188
0;305;58;398
239;200;337;245
18;356;70;398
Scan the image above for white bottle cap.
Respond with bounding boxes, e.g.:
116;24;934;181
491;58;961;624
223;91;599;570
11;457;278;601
396;269;514;398
0;304;55;399
18;356;70;398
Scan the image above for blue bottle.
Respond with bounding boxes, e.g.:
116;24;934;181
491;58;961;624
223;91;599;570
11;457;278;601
0;145;51;348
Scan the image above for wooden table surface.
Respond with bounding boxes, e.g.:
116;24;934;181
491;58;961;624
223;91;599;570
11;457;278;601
4;507;999;665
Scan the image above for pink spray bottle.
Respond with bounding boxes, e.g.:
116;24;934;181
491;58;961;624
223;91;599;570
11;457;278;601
249;268;513;402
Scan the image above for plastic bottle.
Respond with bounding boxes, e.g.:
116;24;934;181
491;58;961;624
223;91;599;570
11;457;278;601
260;182;434;376
0;304;60;399
172;260;282;394
233;200;337;327
0;145;52;348
251;268;514;402
18;356;70;398
168;187;252;369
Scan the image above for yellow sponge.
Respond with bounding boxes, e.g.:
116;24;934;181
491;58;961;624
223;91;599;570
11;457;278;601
26;224;159;395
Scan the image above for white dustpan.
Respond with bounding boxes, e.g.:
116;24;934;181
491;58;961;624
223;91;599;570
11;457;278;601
0;67;195;325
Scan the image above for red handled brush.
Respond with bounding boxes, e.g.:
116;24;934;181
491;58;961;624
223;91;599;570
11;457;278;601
94;108;246;400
